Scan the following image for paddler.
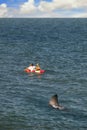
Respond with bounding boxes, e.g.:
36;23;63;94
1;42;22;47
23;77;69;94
35;63;41;71
27;63;35;72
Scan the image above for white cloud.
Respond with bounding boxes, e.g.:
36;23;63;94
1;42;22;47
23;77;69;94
71;11;87;18
77;1;87;8
0;3;8;17
38;0;87;12
19;0;87;17
20;0;36;14
0;0;87;17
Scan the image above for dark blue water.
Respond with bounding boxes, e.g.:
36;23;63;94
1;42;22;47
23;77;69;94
0;18;87;130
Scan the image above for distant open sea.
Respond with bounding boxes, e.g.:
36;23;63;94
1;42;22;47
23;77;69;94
0;18;87;130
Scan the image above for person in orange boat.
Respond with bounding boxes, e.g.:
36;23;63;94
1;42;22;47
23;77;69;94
27;63;35;72
35;63;41;71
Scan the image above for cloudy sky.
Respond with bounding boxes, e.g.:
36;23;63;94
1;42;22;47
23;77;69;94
0;0;87;18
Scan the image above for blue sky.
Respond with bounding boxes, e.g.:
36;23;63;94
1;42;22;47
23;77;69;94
0;0;87;17
0;0;28;7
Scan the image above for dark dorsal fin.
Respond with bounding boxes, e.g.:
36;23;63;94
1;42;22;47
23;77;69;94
49;94;64;110
49;94;59;106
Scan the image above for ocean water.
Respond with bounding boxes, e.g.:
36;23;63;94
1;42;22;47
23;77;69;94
0;18;87;130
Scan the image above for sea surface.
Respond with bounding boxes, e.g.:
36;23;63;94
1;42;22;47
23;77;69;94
0;18;87;130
